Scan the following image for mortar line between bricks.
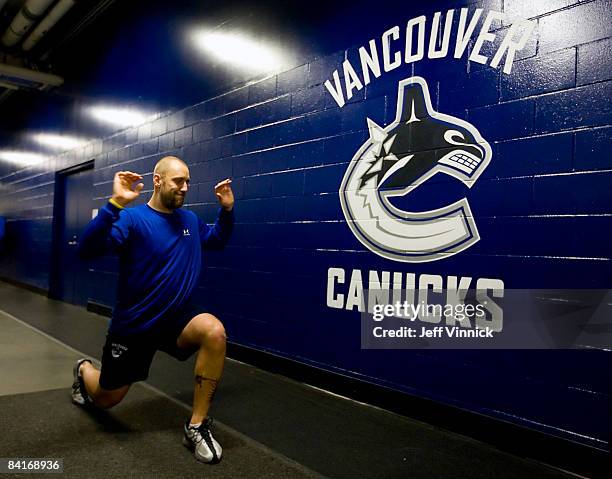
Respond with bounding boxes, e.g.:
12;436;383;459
495;124;611;143
511;0;602;22
490;168;612;180
476;78;611;109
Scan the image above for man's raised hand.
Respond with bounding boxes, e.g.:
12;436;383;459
215;178;234;211
112;171;144;207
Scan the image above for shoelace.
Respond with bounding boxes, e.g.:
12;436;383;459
189;418;214;445
72;375;83;393
73;361;90;397
73;372;91;403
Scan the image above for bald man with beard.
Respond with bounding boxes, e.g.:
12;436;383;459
74;156;234;464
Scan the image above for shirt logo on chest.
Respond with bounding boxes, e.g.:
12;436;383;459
183;229;190;236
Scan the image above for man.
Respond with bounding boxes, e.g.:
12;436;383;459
74;156;234;464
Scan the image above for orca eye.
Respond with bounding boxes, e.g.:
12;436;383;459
444;130;466;145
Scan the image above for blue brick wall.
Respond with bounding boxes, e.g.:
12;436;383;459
0;0;610;450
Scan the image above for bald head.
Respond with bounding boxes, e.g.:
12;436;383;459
154;156;188;178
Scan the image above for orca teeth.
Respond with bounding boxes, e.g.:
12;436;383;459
449;153;480;169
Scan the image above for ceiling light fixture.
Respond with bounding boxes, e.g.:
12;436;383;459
88;105;154;128
31;133;90;151
0;150;48;167
191;29;287;73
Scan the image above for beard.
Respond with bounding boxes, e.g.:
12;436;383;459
160;188;185;210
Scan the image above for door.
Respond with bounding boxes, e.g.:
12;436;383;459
59;166;94;305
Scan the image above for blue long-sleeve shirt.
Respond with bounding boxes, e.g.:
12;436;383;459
78;201;234;335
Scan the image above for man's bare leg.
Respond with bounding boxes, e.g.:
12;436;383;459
79;362;130;409
176;313;227;424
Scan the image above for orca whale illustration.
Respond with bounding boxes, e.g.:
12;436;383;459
339;76;492;262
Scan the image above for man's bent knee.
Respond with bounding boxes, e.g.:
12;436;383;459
94;386;129;409
180;313;227;350
205;320;227;350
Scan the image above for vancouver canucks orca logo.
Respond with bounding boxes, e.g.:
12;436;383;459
339;76;492;262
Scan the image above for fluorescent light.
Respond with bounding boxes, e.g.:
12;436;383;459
31;133;90;151
191;29;287;73
88;105;153;128
0;150;48;167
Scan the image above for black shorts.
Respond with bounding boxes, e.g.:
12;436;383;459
99;301;203;390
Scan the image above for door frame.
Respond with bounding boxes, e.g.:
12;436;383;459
49;160;95;300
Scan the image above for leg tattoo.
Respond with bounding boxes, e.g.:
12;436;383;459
195;375;219;403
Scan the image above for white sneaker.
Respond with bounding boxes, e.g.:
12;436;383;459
182;417;223;463
71;358;93;406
